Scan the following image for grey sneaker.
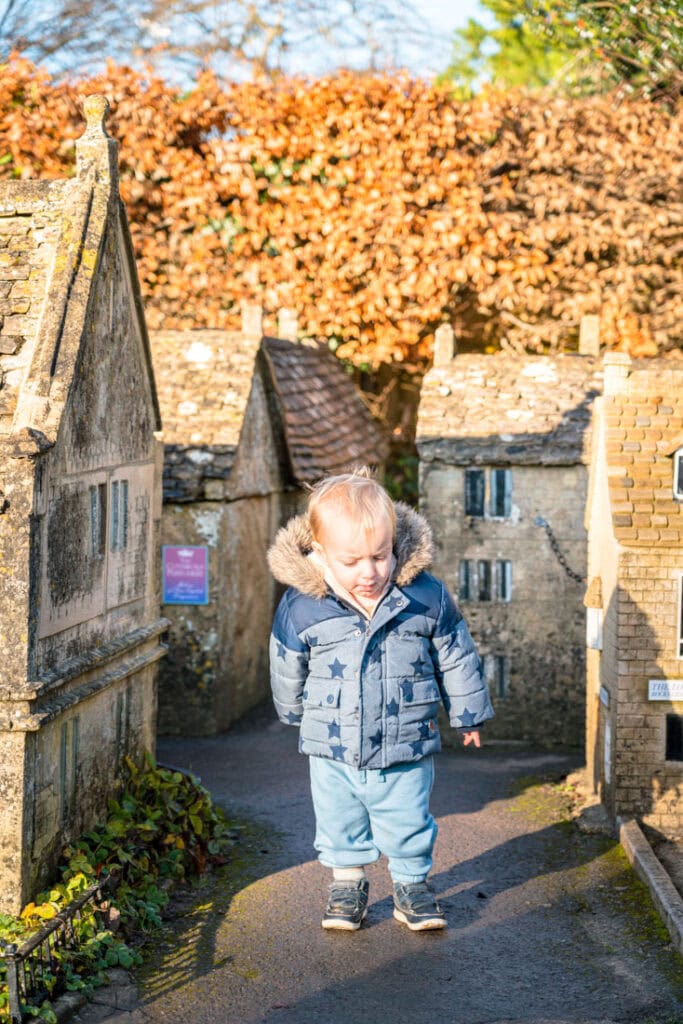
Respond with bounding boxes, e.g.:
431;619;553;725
322;878;369;931
393;881;446;931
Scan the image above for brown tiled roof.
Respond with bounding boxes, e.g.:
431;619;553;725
603;364;683;547
416;353;603;465
261;335;388;484
0;181;69;437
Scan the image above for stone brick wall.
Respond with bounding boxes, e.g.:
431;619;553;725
420;460;588;747
606;552;683;831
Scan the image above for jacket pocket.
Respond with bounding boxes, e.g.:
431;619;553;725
301;679;343;746
397;678;441;742
303;678;342;712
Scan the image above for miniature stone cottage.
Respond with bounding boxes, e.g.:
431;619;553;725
585;353;683;833
150;311;388;736
416;325;603;746
0;98;166;913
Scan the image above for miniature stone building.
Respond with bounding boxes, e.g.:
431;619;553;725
150;312;388;736
585;353;683;833
0;98;166;913
416;325;603;746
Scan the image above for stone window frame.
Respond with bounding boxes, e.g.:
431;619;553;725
464;467;512;519
110;478;129;552
89;482;107;559
458;558;512;603
483;653;510;700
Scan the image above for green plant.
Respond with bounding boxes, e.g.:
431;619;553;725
0;754;234;1022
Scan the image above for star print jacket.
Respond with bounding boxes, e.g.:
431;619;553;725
267;502;494;771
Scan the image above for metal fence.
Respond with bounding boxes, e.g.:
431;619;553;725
0;876;114;1023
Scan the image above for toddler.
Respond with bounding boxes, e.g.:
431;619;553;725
268;468;493;930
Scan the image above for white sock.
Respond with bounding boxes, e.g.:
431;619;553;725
333;867;366;882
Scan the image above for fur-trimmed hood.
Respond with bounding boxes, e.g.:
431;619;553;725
267;502;434;599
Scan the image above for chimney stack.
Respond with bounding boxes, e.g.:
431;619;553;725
579;314;600;357
277;308;298;342
241;303;263;338
433;324;456;366
602;352;631;395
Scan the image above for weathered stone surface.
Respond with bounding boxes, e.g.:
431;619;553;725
422;460;588;747
0;98;165;913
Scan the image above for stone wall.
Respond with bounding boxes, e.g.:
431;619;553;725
0;188;165;913
420;460;588;747
158;489;303;735
603;551;683;832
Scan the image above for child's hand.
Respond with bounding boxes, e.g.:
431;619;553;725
463;730;481;748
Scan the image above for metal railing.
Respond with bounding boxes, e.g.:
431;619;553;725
0;875;115;1023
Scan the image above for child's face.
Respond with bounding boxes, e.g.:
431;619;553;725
315;509;394;609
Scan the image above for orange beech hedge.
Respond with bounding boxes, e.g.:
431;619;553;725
1;57;681;367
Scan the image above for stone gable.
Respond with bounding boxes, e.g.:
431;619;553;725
602;362;683;546
0;181;69;433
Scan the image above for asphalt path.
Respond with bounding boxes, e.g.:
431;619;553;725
77;715;683;1024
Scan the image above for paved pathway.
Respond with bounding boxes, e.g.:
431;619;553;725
76;717;683;1024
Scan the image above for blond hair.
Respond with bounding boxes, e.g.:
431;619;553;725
308;467;396;542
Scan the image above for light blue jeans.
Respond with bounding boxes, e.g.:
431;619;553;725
309;755;438;884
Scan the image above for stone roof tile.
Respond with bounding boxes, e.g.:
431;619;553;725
261;335;387;484
416;352;603;465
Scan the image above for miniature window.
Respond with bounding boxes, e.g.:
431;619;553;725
478;560;492;601
666;714;683;762
586;607;603;651
89;484;106;557
59;716;79;825
110;479;129;551
483;653;509;700
496;560;512;601
459;560;512;603
459;560;474;600
675;449;683;501
490;469;512;518
465;469;485;517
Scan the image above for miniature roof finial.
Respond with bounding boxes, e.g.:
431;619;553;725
76;94;118;183
82;95;111;137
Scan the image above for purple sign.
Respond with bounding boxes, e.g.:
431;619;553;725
162;546;209;605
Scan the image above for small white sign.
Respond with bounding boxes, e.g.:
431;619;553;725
648;679;683;702
599;686;610;708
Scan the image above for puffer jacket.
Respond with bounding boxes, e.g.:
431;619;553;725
267;502;494;770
